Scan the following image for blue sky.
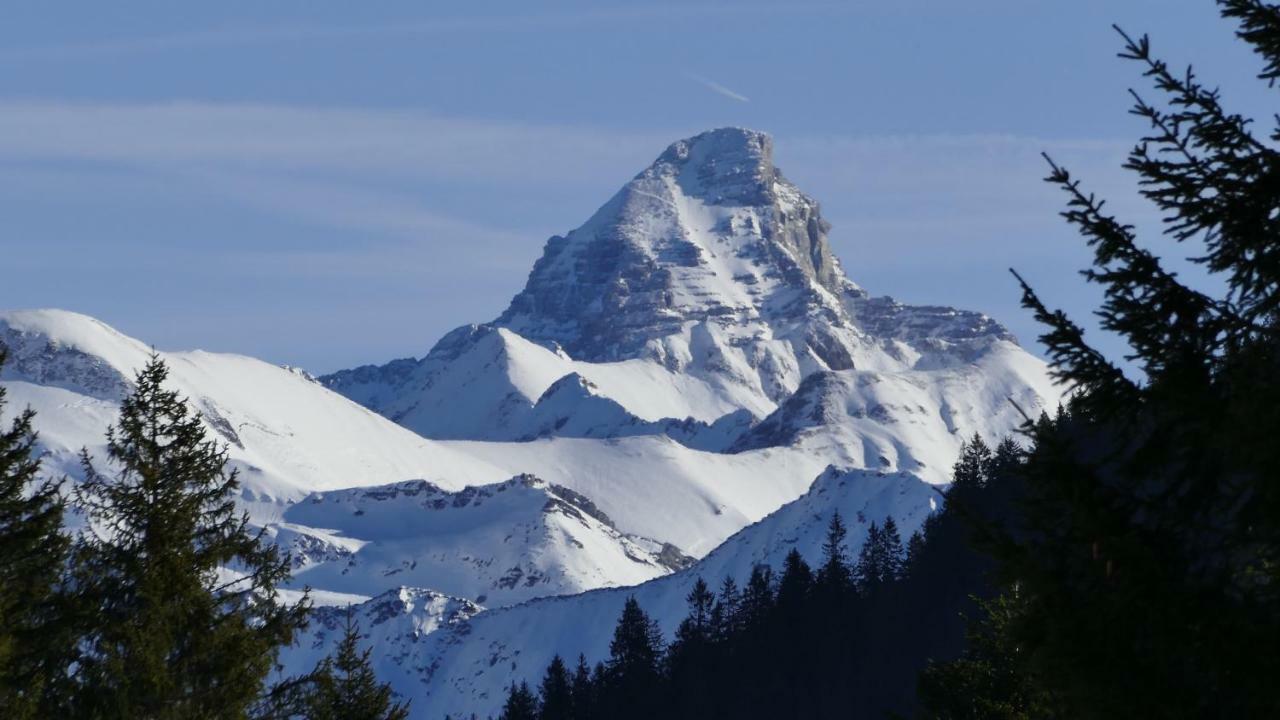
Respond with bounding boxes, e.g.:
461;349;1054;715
1;1;1272;372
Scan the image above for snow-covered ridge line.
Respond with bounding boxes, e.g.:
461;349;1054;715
0;307;846;587
273;473;693;609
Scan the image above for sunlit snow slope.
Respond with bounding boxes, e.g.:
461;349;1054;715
0;309;836;601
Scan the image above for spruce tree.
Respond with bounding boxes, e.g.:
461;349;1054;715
816;512;852;591
570;654;594;718
305;613;408;720
775;549;813;612
499;682;538;720
905;530;926;576
601;596;664;719
606;597;663;678
880;516;906;583
711;576;741;641
950;434;992;494
0;348;72;719
69;355;308;718
918;593;1060;720
853;521;882;592
667;579;717;720
536;655;572;720
738;565;774;627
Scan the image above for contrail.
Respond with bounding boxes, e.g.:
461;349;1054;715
684;72;750;103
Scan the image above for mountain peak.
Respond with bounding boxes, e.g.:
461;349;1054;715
651;127;776;206
495;127;855;369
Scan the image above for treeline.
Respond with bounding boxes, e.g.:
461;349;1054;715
498;436;1024;720
0;353;405;719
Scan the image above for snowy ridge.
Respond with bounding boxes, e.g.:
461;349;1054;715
273;474;691;609
0;310;505;514
323;323;769;444
0;309;842;577
275;587;483;697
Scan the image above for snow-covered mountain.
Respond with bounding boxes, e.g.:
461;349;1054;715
324;128;1042;462
0;309;835;581
278;467;941;719
2;127;1061;719
273;474;691;608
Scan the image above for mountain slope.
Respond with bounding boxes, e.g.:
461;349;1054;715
0;309;843;588
279;467;941;719
0;310;504;513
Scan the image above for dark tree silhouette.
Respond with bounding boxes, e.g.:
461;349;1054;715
303;613;409;720
0;348;72;719
927;3;1280;716
499;681;538;720
534;654;572;720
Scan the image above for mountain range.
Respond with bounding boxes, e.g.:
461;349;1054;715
0;127;1058;718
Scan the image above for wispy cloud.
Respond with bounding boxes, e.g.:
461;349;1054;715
0;5;853;63
684;72;751;103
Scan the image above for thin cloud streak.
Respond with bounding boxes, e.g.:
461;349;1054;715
684;72;751;103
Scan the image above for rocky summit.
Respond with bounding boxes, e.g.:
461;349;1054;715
323;128;1038;451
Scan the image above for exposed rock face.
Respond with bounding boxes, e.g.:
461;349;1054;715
0;314;133;401
497;128;849;358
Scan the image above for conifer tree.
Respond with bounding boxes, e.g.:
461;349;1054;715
711;576;741;641
905;531;926;575
950;434;992;494
853;521;882;592
671;578;714;651
536;655;572;720
69;355;308;718
880;516;906;583
918;593;1060;720
570;653;593;718
930;3;1280;715
739;565;774;627
0;348;72;719
304;613;409;720
667;579;717;720
601;597;664;720
499;681;538;720
988;438;1022;478
816;512;852;591
775;549;813;612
